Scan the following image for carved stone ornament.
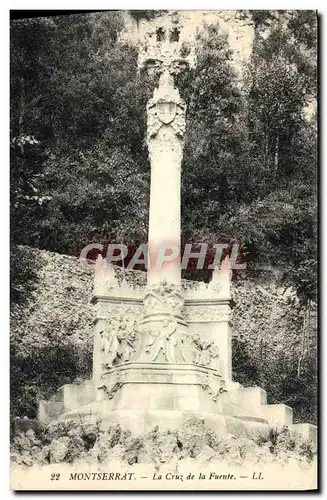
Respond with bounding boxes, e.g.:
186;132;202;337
157;100;176;124
183;305;231;323
98;371;123;400
138;34;196;76
201;374;227;402
139;31;193;144
144;280;184;316
147;70;186;141
96;302;144;322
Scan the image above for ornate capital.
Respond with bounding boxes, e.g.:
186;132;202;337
147;70;186;142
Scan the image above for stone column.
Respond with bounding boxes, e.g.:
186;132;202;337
138;67;189;334
137;32;196;335
147;70;185;286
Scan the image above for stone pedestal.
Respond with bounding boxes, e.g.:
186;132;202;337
38;259;315;444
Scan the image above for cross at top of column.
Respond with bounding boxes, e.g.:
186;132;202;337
138;18;196;77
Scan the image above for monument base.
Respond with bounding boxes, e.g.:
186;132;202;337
61;406;269;438
38;375;317;446
37;268;316;448
37;402;317;451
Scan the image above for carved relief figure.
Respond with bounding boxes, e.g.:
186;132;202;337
180;332;220;370
100;314;139;368
100;314;121;368
144;316;178;362
196;341;219;368
116;317;139;363
180;333;197;363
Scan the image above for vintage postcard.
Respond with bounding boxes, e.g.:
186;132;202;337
10;9;318;491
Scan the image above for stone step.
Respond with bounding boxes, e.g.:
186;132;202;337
261;404;293;426
289;423;317;445
228;386;267;416
226;386;295;428
57;380;95;411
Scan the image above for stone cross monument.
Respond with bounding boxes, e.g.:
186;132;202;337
37;18;315;444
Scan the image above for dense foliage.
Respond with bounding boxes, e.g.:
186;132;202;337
10;13;152;255
178;12;317;301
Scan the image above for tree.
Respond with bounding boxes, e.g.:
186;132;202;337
178;24;252;245
241;11;317;300
178;13;317;298
10;12;153;254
